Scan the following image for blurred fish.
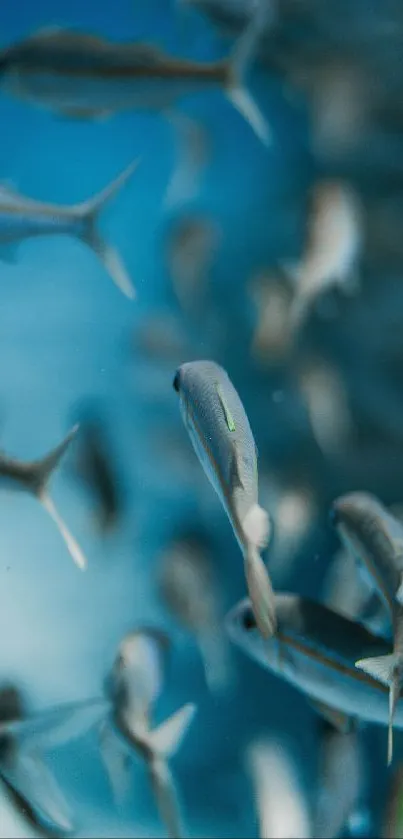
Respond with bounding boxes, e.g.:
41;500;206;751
249;272;293;366
323;548;389;639
285;180;363;334
331;492;403;764
100;628;196;839
166;215;220;316
0;21;271;145
158;531;233;694
315;718;367;839
0;424;87;571
132;313;189;362
297;357;353;457
0;690;108;836
173;360;276;639
0;160;139;299
246;738;311;838
383;764;403;839
163;112;209;210
70;404;125;535
226;595;403;735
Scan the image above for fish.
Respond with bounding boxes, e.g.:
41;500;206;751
173;360;276;639
297;357;353;457
285;180;363;335
0;159;139;299
0;690;108;836
166;215;220;317
226;594;403;741
331;492;403;763
315;717;367;839
323;547;389;639
0;17;271;146
248;272;293;366
157;531;233;694
99;628;196;839
70;402;125;534
245;738;311;838
0;424;88;570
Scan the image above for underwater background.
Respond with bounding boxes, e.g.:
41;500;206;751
1;0;403;836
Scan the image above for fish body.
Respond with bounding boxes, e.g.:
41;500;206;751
158;532;233;693
101;629;196;839
226;594;403;731
0;159;139;298
0;25;270;144
331;492;403;762
315;719;365;839
173;360;276;638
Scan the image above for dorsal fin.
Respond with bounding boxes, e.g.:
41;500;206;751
216;381;236;432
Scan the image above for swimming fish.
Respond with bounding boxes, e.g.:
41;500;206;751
331;492;403;764
0;424;87;570
297;357;353;457
0;159;139;299
246;738;311;839
226;594;403;742
173;360;276;639
70;402;125;534
166;215;220;317
315;717;366;839
158;531;233;694
285;180;362;335
100;628;196;839
0;689;108;836
0;19;271;146
248;272;293;366
323;547;389;639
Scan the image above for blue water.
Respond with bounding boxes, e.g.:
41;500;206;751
0;1;396;837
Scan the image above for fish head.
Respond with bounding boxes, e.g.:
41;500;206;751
225;597;273;670
111;628;170;714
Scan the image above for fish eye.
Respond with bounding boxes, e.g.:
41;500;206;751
241;607;256;631
173;370;180;393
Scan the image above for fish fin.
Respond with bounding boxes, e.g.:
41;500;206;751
147;703;196;759
242;504;271;549
40;493;87;571
30;424;79;494
355;653;401;765
148;756;184;839
1;698;108;752
1;749;74;834
308;698;354;733
76;159;140;299
99;721;132;806
244;545;277;639
224;0;272;146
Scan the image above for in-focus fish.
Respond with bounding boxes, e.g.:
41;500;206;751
173;360;276;639
315;717;367;839
70;402;125;534
246;738;311;839
100;628;196;839
0;19;271;145
285;180;362;335
331;492;403;764
158;531;233;694
0;425;87;570
0;159;139;299
0;689;107;836
226;594;403;738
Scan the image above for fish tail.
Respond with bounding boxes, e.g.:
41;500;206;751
148;756;185;839
76;158;140;299
224;0;272;146
146;703;196;759
244;545;277;639
31;424;80;494
99;720;131;806
355;652;402;765
39;493;87;571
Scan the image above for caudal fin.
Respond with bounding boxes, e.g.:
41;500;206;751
355;653;401;765
148;757;184;839
40;494;87;571
244;545;277;639
147;703;196;759
32;424;79;494
76;159;140;299
224;0;272;146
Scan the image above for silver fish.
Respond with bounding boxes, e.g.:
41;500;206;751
100;628;196;839
245;738;311;839
331;492;403;763
226;594;403;736
0;424;87;570
0;159;139;299
0;693;108;836
0;22;270;145
173;360;276;639
315;718;366;839
158;532;233;694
